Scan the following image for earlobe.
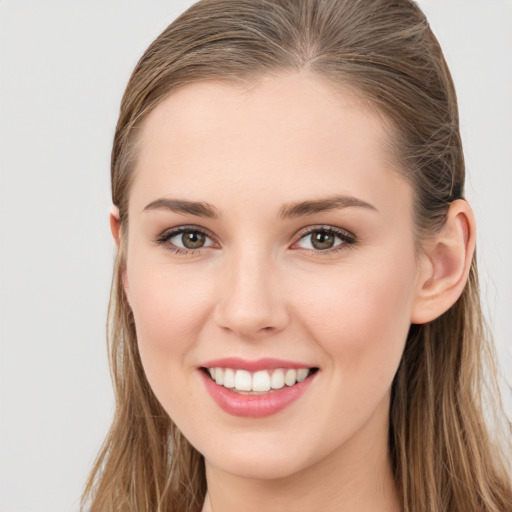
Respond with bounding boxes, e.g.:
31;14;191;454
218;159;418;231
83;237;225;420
411;199;476;324
110;206;121;249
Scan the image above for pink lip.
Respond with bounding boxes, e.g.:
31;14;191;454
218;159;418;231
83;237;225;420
200;357;313;371
199;368;317;418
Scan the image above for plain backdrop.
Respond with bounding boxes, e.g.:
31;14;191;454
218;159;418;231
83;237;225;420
1;1;511;511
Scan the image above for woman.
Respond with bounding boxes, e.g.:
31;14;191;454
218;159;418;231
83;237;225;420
82;0;512;510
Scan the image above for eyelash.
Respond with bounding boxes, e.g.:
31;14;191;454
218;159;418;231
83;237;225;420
155;225;356;256
155;225;217;256
293;225;356;254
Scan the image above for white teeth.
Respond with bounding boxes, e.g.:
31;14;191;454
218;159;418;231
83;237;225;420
214;367;224;386
206;367;313;393
270;369;285;389
223;368;235;388
252;370;271;392
234;369;252;391
297;368;309;382
284;369;297;386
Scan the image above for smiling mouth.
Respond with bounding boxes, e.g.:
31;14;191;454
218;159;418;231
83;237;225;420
202;367;319;395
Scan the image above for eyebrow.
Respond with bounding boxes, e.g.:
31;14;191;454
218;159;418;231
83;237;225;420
143;194;376;219
143;198;220;219
278;195;377;219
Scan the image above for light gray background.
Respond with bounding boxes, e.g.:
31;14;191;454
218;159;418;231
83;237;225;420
1;1;511;511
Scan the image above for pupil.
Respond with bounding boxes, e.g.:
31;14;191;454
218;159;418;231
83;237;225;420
182;231;205;249
312;231;334;250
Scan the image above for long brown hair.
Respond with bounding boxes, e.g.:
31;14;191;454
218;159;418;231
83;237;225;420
82;1;512;510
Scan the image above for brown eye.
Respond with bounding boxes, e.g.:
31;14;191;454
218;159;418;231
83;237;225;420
181;231;206;249
295;227;355;252
310;231;335;250
157;227;216;253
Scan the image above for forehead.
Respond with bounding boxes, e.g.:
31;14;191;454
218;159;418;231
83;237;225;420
130;71;410;218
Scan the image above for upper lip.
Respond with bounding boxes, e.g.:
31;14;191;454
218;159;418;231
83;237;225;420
200;357;317;372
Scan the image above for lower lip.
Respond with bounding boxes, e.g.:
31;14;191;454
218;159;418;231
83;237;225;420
200;370;316;418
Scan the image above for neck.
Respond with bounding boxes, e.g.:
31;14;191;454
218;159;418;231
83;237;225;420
202;400;401;512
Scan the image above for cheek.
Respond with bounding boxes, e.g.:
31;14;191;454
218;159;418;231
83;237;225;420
294;253;417;384
125;254;215;379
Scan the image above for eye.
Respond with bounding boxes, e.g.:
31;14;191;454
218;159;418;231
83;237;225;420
294;226;355;252
156;227;216;253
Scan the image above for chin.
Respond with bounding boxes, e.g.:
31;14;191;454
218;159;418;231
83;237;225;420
199;429;330;482
207;451;308;481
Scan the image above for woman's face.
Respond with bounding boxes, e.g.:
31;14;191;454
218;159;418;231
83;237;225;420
124;72;426;480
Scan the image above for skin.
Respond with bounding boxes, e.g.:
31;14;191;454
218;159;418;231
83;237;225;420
113;71;475;512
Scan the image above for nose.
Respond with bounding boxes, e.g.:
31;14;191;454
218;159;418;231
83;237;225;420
213;248;289;339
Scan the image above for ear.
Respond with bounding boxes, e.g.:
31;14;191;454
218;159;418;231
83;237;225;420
109;205;121;249
109;205;131;299
411;199;476;324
